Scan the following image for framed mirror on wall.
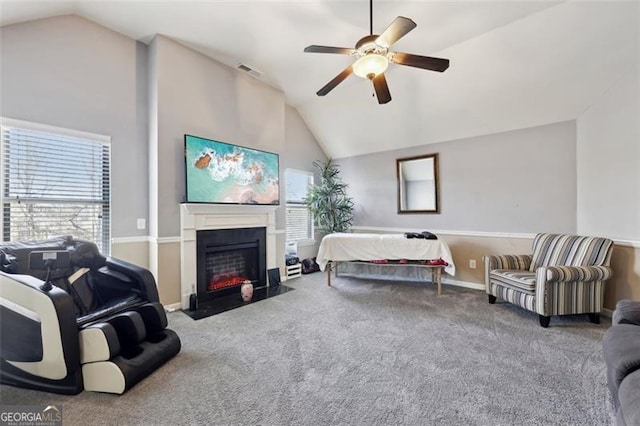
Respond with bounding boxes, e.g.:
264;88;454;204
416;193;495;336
396;153;440;214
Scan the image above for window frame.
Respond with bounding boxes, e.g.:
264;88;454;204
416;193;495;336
0;117;112;254
285;168;315;246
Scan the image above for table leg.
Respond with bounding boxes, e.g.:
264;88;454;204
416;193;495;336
437;267;442;296
327;262;332;287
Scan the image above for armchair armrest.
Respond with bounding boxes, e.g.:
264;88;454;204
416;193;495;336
0;271;82;392
541;265;613;283
483;254;532;271
99;257;159;303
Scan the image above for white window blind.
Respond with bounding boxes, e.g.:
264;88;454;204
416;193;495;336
285;169;313;242
1;119;111;254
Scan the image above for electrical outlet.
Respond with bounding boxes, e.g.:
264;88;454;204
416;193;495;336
469;259;477;269
136;218;146;230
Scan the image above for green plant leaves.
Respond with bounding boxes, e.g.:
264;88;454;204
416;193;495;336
304;159;354;235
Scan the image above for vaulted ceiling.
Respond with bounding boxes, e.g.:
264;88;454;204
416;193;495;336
1;1;638;158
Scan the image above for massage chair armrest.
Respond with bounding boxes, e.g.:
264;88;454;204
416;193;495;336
483;254;532;271
0;271;80;381
538;265;613;283
98;257;159;303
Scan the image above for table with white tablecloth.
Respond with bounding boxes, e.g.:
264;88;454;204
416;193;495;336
316;233;456;294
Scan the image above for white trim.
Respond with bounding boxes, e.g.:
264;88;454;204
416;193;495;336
111;236;151;245
612;239;640;248
442;277;485;291
113;231;640;249
1;117;111;143
113;236;181;244
181;203;278;214
350;226;535;239
148;236;181;244
163;302;182;312
350;226;640;247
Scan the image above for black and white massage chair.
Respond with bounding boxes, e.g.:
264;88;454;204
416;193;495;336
0;236;181;394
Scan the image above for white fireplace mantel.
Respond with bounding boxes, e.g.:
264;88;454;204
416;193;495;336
179;203;278;309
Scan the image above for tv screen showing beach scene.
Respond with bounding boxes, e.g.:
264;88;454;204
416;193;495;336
184;134;279;205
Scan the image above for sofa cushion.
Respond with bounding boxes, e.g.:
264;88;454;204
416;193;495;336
602;324;640;408
529;233;613;272
613;299;640;325
619;369;640;426
490;269;536;293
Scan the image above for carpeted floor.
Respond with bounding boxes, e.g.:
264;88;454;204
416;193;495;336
0;272;615;425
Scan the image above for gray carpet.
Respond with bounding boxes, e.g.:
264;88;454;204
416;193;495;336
0;272;615;425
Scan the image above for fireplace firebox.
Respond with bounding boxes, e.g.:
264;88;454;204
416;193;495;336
196;227;266;303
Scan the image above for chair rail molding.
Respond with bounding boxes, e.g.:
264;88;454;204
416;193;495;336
350;226;639;248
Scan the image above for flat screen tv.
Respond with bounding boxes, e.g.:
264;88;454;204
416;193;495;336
184;134;279;205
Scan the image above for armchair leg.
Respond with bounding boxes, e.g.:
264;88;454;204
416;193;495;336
539;315;551;328
587;313;600;324
488;294;496;304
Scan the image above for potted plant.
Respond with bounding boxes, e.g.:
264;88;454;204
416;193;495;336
305;159;354;234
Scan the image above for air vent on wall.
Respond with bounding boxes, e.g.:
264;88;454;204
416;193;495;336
237;63;263;79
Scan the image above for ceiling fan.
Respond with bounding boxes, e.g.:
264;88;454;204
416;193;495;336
304;0;450;104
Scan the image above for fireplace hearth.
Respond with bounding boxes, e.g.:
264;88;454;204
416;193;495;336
183;284;295;320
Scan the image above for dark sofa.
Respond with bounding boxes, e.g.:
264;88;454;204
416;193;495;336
603;300;640;426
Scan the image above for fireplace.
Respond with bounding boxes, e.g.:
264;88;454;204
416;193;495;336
180;203;278;310
196;227;266;303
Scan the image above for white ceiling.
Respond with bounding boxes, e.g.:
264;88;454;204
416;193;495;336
1;1;638;158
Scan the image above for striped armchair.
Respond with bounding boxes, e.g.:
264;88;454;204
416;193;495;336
483;233;614;327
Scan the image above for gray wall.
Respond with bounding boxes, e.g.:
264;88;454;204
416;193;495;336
282;105;328;259
1;16;327;242
150;36;326;238
151;34;286;237
0;15;149;238
576;67;640;240
336;121;577;233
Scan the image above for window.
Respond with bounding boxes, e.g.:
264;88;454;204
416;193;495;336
285;169;313;243
1;118;111;254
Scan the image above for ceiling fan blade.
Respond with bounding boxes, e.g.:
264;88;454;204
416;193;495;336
375;16;417;48
304;45;357;55
391;52;450;72
372;73;391;104
316;65;353;96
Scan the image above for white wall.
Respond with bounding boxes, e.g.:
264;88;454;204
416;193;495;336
576;67;640;240
337;121;577;233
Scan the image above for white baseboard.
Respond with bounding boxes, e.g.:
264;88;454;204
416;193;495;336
164;302;182;312
442;277;485;291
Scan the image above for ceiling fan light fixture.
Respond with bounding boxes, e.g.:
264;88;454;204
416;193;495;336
352;54;389;79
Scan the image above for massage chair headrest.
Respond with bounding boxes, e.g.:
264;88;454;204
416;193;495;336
0;236;106;280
